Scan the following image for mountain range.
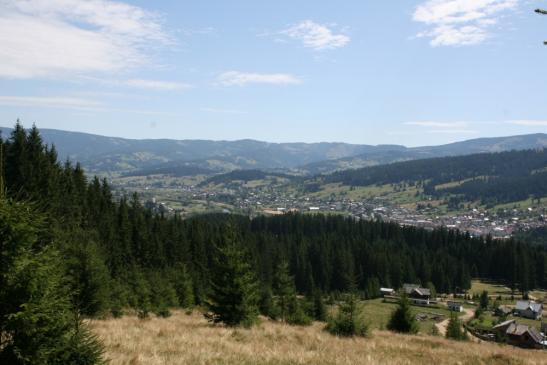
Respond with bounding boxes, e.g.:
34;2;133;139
1;126;546;176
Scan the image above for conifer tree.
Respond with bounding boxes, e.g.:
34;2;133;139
0;199;104;364
205;225;260;327
446;313;468;341
480;290;489;310
171;263;195;309
387;294;418;334
325;293;368;337
273;261;297;322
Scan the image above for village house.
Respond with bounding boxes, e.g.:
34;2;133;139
514;300;543;320
447;301;464;312
492;320;544;349
402;284;431;305
495;305;513;317
380;288;394;297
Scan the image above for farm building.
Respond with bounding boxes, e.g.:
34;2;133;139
402;284;431;305
380;288;394;297
514;300;543;320
447;301;464;312
492;319;544;349
495;305;513;317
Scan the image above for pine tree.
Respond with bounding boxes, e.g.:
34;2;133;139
325;293;368;337
171;263;194;309
387;294;418;334
0;199;104;364
446;313;468;341
480;290;489;310
205;225;260;327
311;289;327;322
273;261;297;322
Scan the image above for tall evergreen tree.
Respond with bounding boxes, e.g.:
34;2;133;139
0;199;104;364
205;225;260;327
387;295;418;334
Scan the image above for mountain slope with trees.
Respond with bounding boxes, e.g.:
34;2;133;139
314;149;547;206
1;126;545;175
2;123;547;362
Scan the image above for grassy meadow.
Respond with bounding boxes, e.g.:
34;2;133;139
90;310;547;365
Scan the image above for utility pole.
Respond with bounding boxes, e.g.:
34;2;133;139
536;9;547;45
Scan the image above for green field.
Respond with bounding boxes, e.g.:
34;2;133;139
358;298;458;334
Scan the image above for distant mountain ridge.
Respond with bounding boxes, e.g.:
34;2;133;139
1;126;546;175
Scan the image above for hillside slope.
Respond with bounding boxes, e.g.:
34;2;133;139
91;311;547;365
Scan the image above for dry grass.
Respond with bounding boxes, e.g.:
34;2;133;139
90;311;547;365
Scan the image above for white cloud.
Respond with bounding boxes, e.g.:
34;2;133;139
0;95;102;110
280;20;350;50
426;129;479;134
413;0;518;46
217;71;302;86
507;120;547;126
124;79;192;91
0;0;170;79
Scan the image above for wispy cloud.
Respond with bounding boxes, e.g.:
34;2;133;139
279;20;350;50
217;71;302;87
426;129;479;134
124;79;192;91
413;0;518;47
507;120;547;126
404;121;469;128
201;107;248;115
0;0;170;79
405;121;478;134
0;95;102;110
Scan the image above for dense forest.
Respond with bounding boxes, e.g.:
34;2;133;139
321;149;547;205
2;123;547;362
200;169;296;186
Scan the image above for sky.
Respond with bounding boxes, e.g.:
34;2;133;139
0;0;546;147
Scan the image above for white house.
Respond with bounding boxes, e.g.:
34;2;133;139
447;301;464;312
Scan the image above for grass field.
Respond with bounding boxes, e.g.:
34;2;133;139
90;310;547;365
360;298;456;334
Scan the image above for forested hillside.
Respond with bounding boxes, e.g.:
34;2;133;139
319;149;547;206
3;123;547;362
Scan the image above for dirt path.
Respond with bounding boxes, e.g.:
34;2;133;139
435;306;475;338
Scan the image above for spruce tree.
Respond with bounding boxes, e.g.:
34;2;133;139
479;290;489;310
387;294;418;334
446;314;468;341
171;263;194;309
325;293;368;337
0;199;104;364
205;225;260;327
273;261;297;322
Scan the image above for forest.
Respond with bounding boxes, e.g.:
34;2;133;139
321;149;547;205
1;123;547;362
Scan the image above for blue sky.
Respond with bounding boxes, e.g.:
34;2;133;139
0;0;546;146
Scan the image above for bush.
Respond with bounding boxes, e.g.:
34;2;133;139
325;294;369;337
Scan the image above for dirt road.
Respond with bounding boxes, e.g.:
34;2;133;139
435;306;475;337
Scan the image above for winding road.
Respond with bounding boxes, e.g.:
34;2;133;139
435;306;476;338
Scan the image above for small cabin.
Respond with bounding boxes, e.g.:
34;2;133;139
447;301;464;312
380;288;394;297
402;284;431;305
